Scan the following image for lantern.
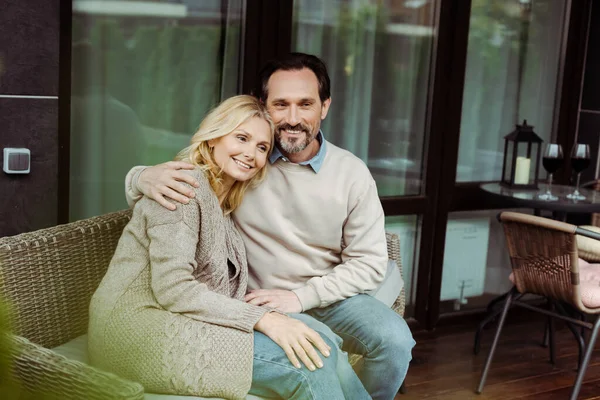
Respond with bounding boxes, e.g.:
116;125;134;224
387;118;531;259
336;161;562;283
500;120;542;189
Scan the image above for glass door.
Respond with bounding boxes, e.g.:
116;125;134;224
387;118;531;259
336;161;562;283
291;0;437;317
438;0;570;316
69;0;245;221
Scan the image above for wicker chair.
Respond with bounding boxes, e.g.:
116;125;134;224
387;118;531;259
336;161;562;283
476;211;600;400
0;210;405;399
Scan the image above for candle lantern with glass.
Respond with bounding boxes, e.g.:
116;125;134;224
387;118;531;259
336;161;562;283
500;120;542;189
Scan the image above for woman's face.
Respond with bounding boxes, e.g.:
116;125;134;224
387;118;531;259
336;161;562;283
210;116;272;184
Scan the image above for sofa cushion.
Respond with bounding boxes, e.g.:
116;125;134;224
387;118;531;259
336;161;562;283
508;258;600;308
52;336;263;400
367;259;403;308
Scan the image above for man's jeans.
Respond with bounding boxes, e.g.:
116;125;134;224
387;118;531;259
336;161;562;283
249;313;370;400
307;294;416;400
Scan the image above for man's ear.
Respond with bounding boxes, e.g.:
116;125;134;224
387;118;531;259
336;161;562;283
321;98;332;120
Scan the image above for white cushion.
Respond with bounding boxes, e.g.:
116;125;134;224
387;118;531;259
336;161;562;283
52;335;263;400
367;259;404;308
577;225;600;262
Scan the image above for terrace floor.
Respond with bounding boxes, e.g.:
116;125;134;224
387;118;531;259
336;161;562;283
395;314;600;399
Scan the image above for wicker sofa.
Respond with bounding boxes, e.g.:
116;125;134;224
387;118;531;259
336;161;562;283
0;210;405;399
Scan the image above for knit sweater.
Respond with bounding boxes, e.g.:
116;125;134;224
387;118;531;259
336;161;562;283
90;167;267;399
126;141;388;312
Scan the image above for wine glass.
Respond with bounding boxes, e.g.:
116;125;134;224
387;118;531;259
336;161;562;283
538;144;564;201
566;143;591;200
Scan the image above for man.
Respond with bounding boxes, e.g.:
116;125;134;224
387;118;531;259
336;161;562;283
125;52;415;399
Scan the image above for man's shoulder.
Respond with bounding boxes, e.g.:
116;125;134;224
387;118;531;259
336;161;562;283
324;141;373;178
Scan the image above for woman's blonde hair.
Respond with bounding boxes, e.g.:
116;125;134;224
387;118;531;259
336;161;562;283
175;95;275;215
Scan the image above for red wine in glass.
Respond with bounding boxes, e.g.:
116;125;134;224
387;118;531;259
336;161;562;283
542;157;563;174
571;157;591;174
567;144;591;200
538;144;563;201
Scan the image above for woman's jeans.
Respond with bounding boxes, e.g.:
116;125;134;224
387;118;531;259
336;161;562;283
249;313;369;400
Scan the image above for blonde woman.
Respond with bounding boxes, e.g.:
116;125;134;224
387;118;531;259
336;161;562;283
88;95;368;399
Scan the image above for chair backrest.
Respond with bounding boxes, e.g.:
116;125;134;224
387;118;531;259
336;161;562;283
498;212;589;311
0;210;132;348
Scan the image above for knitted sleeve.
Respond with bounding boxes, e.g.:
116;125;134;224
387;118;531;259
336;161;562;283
124;165;148;208
144;194;267;332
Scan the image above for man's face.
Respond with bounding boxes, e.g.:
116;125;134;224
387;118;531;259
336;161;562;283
265;68;331;156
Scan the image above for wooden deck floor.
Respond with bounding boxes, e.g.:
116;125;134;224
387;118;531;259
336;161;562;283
395;316;600;399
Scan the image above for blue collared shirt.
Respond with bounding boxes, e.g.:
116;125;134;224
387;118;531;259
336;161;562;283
269;131;327;173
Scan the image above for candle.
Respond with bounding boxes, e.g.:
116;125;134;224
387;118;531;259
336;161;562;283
514;156;531;184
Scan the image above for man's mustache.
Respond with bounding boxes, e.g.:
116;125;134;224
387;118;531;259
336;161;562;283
277;123;310;133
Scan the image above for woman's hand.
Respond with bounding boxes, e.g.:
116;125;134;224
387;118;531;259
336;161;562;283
138;161;200;210
254;313;332;371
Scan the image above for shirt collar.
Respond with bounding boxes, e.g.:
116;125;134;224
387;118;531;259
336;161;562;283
269;130;327;173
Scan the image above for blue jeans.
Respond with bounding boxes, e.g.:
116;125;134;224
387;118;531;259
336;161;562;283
307;294;416;400
249;313;370;400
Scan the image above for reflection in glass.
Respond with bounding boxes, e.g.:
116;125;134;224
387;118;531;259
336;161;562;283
538;143;563;201
292;0;436;196
70;0;244;221
457;0;567;182
440;210;520;314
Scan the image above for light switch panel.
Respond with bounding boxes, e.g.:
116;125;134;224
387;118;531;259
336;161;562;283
3;148;31;174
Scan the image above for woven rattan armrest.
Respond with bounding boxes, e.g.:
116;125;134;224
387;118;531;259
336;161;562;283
5;334;143;400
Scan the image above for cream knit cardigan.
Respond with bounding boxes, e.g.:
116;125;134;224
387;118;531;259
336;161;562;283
88;168;267;399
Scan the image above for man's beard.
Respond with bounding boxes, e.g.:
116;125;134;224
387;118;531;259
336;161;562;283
275;122;318;154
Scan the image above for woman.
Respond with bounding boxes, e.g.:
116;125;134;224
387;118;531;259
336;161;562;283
88;95;368;399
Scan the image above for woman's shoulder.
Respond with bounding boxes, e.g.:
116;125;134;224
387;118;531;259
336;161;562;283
136;167;207;227
184;167;213;195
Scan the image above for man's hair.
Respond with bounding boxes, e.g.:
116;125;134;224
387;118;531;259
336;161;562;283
256;52;331;103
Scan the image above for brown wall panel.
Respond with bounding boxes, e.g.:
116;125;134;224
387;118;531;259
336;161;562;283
0;98;59;237
0;0;60;96
0;0;60;237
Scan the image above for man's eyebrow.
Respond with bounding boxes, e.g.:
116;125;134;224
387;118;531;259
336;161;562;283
269;97;317;104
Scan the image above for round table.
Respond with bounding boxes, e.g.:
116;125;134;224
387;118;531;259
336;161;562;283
480;183;600;213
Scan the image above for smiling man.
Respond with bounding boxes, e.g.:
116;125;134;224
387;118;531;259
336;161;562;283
124;53;415;400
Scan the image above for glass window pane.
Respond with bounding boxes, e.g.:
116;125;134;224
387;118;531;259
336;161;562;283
457;0;567;182
69;0;244;221
385;215;420;317
292;0;436;196
439;209;530;314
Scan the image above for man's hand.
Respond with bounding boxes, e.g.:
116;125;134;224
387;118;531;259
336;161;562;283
254;312;330;371
138;161;200;210
245;289;303;313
